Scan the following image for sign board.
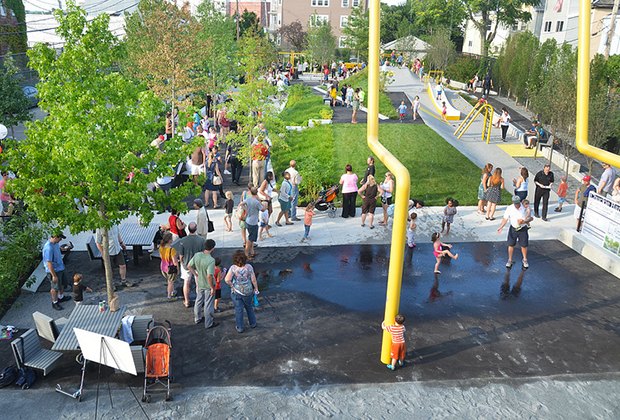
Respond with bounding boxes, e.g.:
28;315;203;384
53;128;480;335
581;193;620;257
74;328;137;375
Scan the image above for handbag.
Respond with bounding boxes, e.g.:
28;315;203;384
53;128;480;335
167;265;178;274
212;175;222;186
205;208;215;233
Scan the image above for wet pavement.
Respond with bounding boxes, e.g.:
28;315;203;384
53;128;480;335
2;240;618;395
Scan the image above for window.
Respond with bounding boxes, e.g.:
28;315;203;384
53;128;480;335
468;40;473;47
544;21;552;32
340;15;348;28
309;14;329;27
342;0;349;6
339;36;349;48
352;0;360;6
311;0;330;6
556;21;564;32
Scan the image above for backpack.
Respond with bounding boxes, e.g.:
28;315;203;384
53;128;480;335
236;204;247;221
0;365;18;388
15;367;36;389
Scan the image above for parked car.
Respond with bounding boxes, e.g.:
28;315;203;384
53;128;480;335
22;86;39;108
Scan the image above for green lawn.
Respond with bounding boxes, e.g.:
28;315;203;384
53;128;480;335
279;85;333;125
272;123;482;206
344;69;399;119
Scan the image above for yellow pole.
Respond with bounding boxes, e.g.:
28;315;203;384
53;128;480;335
367;0;411;365
576;0;620;167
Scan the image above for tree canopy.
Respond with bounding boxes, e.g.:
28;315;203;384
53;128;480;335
0;55;30;137
306;21;337;66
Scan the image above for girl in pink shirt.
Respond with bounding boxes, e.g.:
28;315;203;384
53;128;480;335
301;203;315;242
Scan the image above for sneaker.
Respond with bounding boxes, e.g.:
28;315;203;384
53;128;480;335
59;296;72;302
522;259;529;269
52;302;63;311
386;364;395;371
505;260;514;268
554;208;561;212
398;360;405;367
206;322;220;329
236;327;244;333
195;318;205;325
224;170;231;175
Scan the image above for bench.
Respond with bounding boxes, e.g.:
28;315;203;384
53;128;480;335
130;315;153;345
32;311;68;344
534;128;552;159
11;329;63;376
86;236;104;269
130;346;146;373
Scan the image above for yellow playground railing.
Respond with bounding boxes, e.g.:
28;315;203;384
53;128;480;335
454;99;494;144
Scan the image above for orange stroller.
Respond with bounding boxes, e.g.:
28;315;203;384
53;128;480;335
141;320;172;402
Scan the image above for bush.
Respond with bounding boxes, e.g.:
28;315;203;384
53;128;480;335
446;55;481;84
342;68;399;119
0;211;46;312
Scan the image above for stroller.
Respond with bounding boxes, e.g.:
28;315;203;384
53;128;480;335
141;320;172;403
314;184;339;218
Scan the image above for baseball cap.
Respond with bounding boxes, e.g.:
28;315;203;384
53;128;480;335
511;195;521;204
51;229;66;239
583;175;591;182
193;198;204;207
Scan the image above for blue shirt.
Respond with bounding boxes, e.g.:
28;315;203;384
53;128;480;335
42;240;64;273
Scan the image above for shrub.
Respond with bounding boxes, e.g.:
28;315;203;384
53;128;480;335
446;55;481;84
280;85;332;125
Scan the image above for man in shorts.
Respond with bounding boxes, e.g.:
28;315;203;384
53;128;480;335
43;230;71;310
173;222;206;308
497;195;533;270
96;225;129;286
244;187;265;259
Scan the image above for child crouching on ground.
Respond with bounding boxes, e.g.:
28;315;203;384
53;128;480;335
73;273;92;305
382;314;407;370
407;212;417;248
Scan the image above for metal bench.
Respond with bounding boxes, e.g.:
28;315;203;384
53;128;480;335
32;311;68;344
130;315;153;344
130;346;145;373
11;329;63;376
86;235;104;268
22;245;70;293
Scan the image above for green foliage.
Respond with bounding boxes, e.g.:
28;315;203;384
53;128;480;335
0;55;31;135
425;27;456;71
409;0;466;39
306;21;337;66
2;0;28;66
343;6;369;60
279;85;332;125
344;68;398;119
237;28;277;82
0;211;46;310
380;3;416;43
446;55;480;83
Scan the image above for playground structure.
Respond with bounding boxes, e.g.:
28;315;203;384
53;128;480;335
454;99;495;144
426;79;461;121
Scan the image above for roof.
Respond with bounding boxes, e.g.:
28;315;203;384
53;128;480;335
382;35;430;52
592;0;615;8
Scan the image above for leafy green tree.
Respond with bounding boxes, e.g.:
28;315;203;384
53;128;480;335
7;3;189;307
410;0;466;38
124;0;202;135
237;28;277;83
425;27;457;71
343;6;368;61
306;21;337;66
278;21;307;51
238;10;261;38
460;0;538;61
380;3;415;43
0;54;30;138
504;31;538;104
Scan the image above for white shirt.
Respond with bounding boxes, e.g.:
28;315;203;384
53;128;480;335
500;112;511;126
96;225;122;256
196;207;208;238
285;167;302;186
503;204;527;229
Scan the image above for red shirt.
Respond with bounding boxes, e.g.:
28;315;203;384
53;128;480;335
557;182;568;198
385;324;406;344
251;143;268;161
169;215;180;235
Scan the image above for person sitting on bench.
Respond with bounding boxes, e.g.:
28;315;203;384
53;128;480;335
522;120;544;149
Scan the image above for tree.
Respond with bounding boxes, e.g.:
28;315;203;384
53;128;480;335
238;10;261;38
380;3;415;43
7;3;189;308
410;0;466;39
124;0;202;136
425;27;457;71
278;21;307;51
343;6;368;61
306;21;337;66
0;54;30;138
460;0;539;61
237;28;277;83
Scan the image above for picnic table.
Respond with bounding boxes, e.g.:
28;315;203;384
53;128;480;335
118;222;159;265
52;304;126;351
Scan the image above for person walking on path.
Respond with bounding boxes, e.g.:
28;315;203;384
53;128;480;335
381;314;407;371
533;164;554;221
554;176;568;212
397;101;408;122
159;232;179;301
412;96;420;121
340;164;359;218
43;231;71;310
203;150;222;209
495;107;511;142
251;137;269;188
275;171;294;226
497;195;533;269
224;251;259;333
512;167;529;202
351;89;360;124
485;168;504;221
358;174;380;229
258;171;276;218
188;239;219;329
478;163;493;215
244;187;264;259
597;163;617;197
285;160;302;221
482;73;493;97
173;222;206;308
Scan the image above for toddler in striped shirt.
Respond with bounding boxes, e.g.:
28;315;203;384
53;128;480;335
382;314;407;370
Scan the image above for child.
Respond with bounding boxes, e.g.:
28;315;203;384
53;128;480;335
441;197;458;235
555;176;568;212
521;199;534;227
432;232;458;274
407;212;417;249
412;96;420;121
73;273;92;305
436;82;443;100
258;206;272;240
381;314;406;370
224;191;234;232
397;101;407;122
214;257;223;312
441;101;448;122
301;202;315;242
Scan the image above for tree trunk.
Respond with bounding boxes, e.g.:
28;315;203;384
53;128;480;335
98;206;117;308
604;0;620;58
10;126;15;138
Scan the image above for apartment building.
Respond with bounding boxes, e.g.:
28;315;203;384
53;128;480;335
281;0;367;49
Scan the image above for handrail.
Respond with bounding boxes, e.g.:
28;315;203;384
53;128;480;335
576;0;619;167
368;0;411;365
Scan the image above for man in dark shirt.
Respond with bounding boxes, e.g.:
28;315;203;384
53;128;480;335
533;164;554;221
362;156;376;185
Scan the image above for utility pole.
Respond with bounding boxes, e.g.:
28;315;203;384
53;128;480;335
604;0;619;58
236;0;240;40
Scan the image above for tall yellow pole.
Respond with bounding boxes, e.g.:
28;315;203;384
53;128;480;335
576;0;620;167
367;0;411;364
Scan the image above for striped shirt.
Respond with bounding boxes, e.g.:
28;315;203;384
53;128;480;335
385;324;406;344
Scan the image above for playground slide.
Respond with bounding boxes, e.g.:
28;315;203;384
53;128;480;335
427;82;461;121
